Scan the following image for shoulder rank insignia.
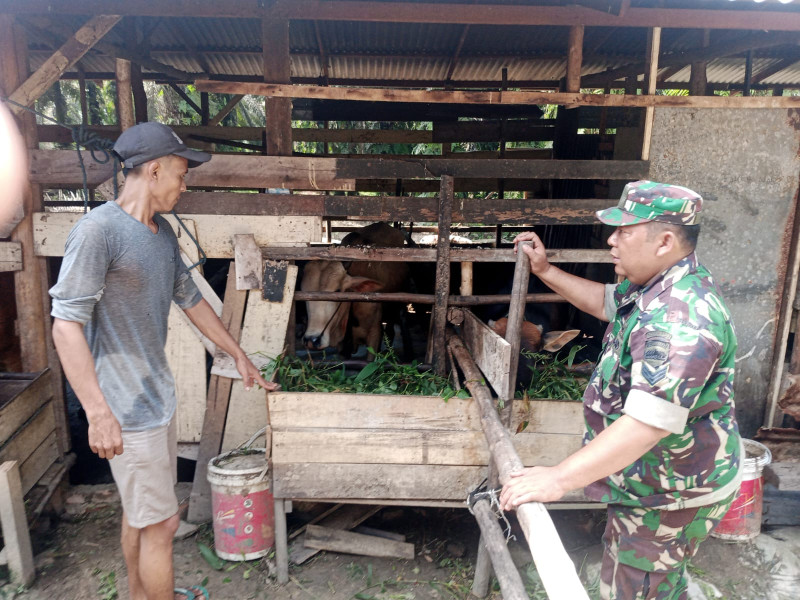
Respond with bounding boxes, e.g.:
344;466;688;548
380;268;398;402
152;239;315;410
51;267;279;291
642;330;670;386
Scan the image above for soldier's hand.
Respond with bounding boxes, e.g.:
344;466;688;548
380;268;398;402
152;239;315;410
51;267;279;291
87;409;123;460
499;466;567;509
513;232;551;277
236;354;280;392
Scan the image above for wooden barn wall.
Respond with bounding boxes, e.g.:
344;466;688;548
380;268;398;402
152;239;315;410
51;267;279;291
648;108;800;437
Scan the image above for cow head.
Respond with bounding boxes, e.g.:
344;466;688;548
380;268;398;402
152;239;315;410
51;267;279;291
301;261;383;350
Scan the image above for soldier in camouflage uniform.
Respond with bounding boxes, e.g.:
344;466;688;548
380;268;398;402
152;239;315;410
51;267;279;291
500;181;742;600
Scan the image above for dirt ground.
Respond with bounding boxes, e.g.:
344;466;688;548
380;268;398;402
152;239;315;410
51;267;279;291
2;483;799;600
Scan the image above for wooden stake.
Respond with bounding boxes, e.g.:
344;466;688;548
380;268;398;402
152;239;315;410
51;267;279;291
447;332;589;600
566;25;584;94
432;175;454;376
503;242;531;401
471;498;527;600
0;461;35;586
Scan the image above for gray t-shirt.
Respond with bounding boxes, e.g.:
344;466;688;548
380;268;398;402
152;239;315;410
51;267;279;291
50;202;202;431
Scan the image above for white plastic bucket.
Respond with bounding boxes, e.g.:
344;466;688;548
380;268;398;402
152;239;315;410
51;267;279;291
207;446;274;561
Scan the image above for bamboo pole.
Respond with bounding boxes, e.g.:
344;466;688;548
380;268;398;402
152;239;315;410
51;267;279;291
471;498;528;600
448;332;589;600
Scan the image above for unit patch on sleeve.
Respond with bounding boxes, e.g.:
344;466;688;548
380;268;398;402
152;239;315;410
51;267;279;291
642;330;671;386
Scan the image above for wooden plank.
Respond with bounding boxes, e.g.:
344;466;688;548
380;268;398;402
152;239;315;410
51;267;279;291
8;16;121;115
31;212;321;258
174;192;612;225
289;504;380;565
0;402;56;464
234;234;263;290
18;431;59;495
187;263;246;523
272;429;582;467
462;310;511;398
0;241;22;272
220;264;298;451
261;246;613;264
29;150;647;186
197;80;800;109
641;28;661;161
0;371;54;446
511;399;585;436
269;393;482;430
274;463;484;500
304;524;415;559
0;461;35;586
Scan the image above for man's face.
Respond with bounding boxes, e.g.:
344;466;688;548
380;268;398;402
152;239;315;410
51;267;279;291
151;155;188;212
607;222;664;285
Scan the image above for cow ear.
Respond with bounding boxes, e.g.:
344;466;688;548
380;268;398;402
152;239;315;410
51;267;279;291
542;329;581;352
343;275;384;293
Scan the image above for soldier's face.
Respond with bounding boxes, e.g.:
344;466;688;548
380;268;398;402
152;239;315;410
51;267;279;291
607;223;663;285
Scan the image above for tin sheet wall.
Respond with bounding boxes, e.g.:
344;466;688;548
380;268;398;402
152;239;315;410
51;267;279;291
649;108;800;436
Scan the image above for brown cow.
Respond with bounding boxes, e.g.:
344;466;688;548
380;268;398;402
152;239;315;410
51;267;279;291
301;223;409;359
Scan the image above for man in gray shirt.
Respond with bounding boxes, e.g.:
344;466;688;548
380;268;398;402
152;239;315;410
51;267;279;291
50;122;275;600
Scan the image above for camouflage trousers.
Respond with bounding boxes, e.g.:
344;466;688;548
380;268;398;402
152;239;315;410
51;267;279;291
599;496;733;600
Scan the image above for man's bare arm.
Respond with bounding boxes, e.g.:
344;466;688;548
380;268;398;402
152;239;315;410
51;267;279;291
514;231;608;321
52;318;123;459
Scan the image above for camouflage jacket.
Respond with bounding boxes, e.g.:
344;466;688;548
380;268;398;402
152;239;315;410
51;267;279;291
583;252;742;509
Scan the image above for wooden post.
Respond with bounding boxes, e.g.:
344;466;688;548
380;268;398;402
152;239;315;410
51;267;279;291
275;498;289;584
115;58;135;130
743;49;753;97
459;262;473;296
432;175;454;376
0;461;35;586
471;498;528;600
263;17;292;156
187;263;247;522
503;241;531;401
448;332;589;600
566;25;584;94
689;30;710;97
641;27;661;161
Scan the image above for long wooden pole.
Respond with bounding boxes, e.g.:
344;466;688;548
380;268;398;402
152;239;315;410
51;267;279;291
448;332;589;600
471;498;528;600
641;27;661;162
503;241;531;400
196;80;800;109
432;175;454;376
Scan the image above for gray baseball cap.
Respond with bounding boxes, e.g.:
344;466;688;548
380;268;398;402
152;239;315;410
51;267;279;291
113;121;211;169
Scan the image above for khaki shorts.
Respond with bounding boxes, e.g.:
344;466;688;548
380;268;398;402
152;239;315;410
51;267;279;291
108;420;178;529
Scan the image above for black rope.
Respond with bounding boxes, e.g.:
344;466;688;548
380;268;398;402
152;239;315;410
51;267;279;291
2;96;118;212
3;97;207;270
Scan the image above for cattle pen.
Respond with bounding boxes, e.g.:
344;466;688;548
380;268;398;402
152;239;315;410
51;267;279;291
3;1;800;597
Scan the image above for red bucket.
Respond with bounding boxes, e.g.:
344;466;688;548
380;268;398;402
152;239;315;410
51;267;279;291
711;439;772;541
208;447;274;561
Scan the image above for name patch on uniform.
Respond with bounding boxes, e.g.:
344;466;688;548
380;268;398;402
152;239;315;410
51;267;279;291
642;331;670;385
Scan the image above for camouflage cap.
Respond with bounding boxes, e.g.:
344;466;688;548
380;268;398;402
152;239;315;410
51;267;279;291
596;180;703;226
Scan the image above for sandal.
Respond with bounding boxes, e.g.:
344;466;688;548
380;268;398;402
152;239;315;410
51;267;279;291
174;588;196;600
186;585;210;599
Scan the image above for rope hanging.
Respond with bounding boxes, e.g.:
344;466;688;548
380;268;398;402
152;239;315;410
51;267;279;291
2;97;207;270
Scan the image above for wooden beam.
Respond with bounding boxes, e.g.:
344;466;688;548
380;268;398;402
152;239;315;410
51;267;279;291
471;498;528;600
503;242;531;400
2;1;800;30
582;31;800;87
304;525;415;560
689;30;711;97
29;150;649;187
196;80;800;109
260;246;613;264
115;58;135;130
263;17;292;156
8;15;121;115
209;94;244;127
168;83;202;115
566;25;585;94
